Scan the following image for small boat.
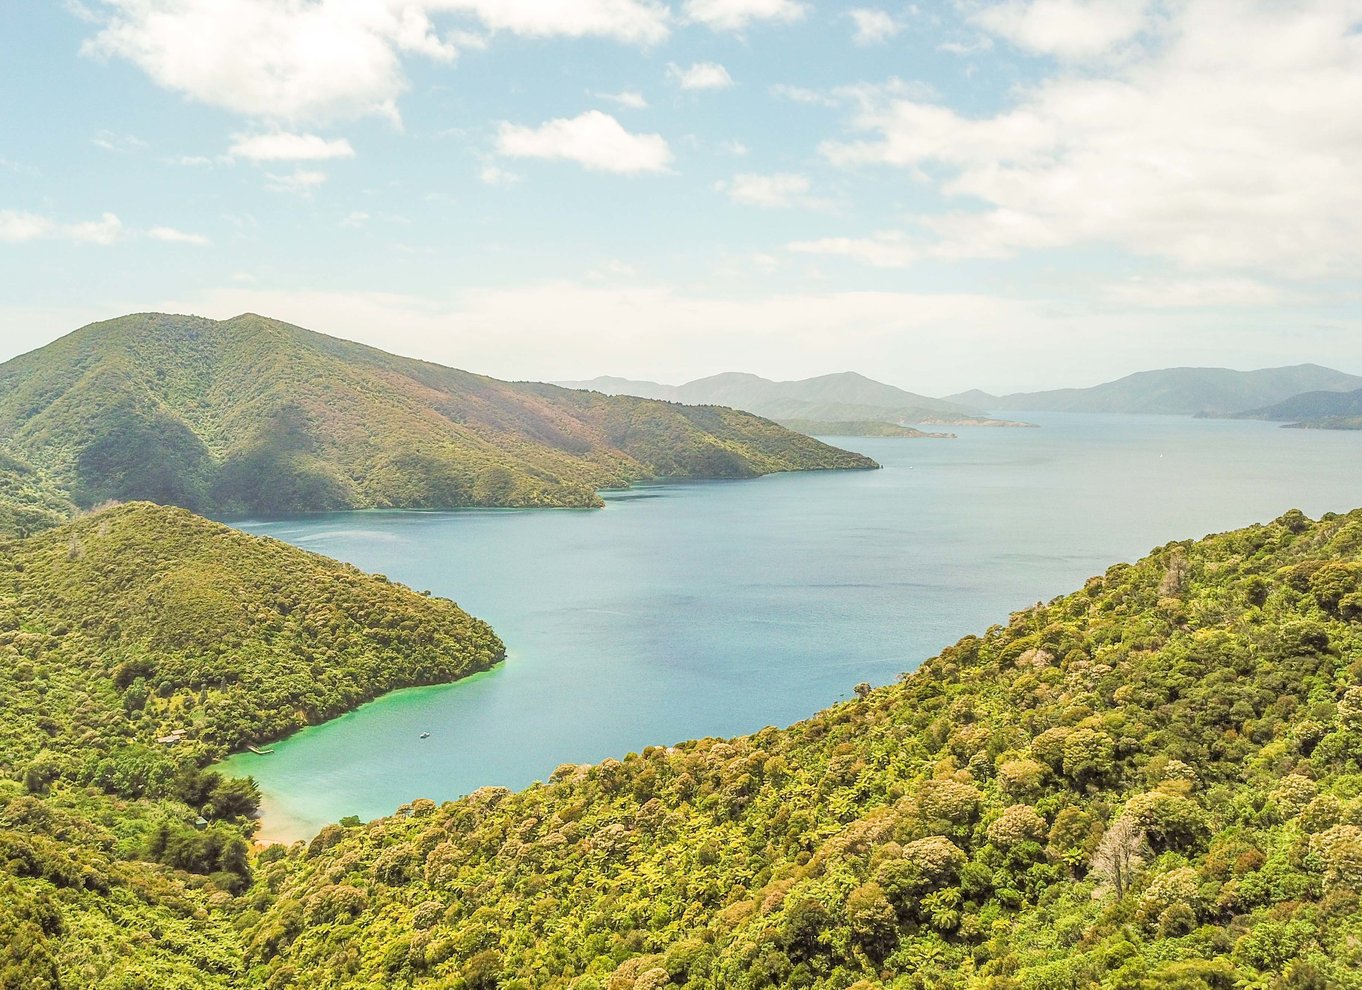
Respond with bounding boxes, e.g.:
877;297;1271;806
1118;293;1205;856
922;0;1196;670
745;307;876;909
420;732;431;739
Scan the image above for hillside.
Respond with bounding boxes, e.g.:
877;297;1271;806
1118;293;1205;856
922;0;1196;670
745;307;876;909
776;420;956;439
241;507;1362;989
1231;387;1362;430
559;372;1026;427
952;364;1362;415
0;502;505;988
0;314;874;517
0;451;73;538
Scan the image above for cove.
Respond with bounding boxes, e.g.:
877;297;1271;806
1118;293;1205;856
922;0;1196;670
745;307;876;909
218;413;1362;842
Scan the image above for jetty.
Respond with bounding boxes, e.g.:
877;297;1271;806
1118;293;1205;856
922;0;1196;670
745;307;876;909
247;744;275;755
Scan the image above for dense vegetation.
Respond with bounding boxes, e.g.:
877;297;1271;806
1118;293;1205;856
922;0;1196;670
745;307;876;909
1233;388;1362;430
953;364;1362;415
6;492;1362;988
0;314;875;516
0;450;73;538
242;507;1362;989
0;501;503;988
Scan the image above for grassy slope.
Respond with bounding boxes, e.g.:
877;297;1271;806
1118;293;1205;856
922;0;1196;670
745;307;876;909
0;503;504;989
0;450;74;538
0;314;875;516
248;508;1362;990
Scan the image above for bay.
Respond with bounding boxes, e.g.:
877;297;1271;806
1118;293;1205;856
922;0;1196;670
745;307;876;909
218;413;1362;841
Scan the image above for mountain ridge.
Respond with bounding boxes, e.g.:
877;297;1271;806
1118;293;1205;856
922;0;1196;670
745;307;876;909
0;313;876;519
950;363;1362;415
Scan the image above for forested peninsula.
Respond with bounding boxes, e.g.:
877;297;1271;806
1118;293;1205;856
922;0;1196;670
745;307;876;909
0;313;875;527
4;498;1362;988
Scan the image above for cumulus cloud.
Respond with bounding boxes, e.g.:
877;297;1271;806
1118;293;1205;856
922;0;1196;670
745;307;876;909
0;211;55;242
821;0;1362;277
148;225;211;245
787;231;918;268
0;210;206;246
82;0;669;124
972;0;1152;59
265;169;329;194
849;9;901;46
683;0;806;31
717;172;827;209
229;132;356;161
598;89;649;109
668;62;734;90
496;111;672;174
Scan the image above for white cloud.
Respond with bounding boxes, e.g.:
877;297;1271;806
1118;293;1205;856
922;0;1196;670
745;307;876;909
265;169;329;194
717;172;827;209
787;231;918;268
67;213;125;245
339;211;371;228
479;163;521;185
148;226;210;245
849;9;900;46
1101;276;1296;309
821;0;1362;277
92;130;147;152
598;89;649;109
496;111;672;174
0;211;55;242
82;0;668;125
668;62;734;91
229;132;356;161
972;0;1152;59
684;0;806;31
770;83;840;107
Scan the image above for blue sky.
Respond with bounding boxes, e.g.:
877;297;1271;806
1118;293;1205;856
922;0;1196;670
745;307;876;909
2;0;1360;393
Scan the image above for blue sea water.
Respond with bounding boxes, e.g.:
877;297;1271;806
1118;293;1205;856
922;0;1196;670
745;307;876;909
218;413;1362;840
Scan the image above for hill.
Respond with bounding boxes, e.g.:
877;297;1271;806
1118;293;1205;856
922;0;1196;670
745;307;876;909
0;450;73;538
559;372;1028;427
0;501;504;987
951;364;1362;415
0;314;874;517
1230;387;1362;430
243;506;1362;989
776;420;956;438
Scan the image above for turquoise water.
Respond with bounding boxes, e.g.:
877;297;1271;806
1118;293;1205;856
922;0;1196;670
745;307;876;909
219;414;1362;841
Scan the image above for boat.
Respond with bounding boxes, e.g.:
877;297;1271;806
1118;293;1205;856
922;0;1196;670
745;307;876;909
420;732;431;739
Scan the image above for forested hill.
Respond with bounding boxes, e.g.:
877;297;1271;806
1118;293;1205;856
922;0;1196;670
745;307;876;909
0;313;874;518
1231;387;1362;430
952;364;1362;415
248;507;1362;990
0;501;504;988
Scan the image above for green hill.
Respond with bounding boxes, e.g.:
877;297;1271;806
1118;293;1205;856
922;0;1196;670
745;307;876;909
0;501;504;988
9;498;1362;989
559;372;1026;427
0;450;73;538
243;507;1362;989
0;314;874;517
952;364;1362;415
1231;387;1362;430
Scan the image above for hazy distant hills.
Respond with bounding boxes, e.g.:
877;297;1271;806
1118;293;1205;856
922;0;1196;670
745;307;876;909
949;364;1362;416
559;371;1027;427
0;313;874;519
1230;386;1362;429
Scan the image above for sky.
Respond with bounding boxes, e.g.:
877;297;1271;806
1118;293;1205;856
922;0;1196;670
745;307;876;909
1;0;1360;394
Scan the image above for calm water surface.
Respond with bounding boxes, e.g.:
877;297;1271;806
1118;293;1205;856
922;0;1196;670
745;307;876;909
219;414;1362;840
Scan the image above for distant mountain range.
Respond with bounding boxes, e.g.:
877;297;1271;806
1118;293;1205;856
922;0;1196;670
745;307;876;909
1228;386;1362;430
948;364;1362;416
558;372;1030;429
0;313;874;526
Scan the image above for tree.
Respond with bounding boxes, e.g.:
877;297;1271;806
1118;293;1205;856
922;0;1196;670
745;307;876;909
1090;815;1148;898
